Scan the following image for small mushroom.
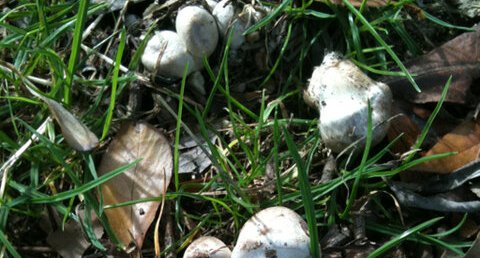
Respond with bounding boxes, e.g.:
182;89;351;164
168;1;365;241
212;0;235;36
206;0;218;11
228;19;247;49
176;6;219;58
305;52;392;153
183;236;231;258
141;30;200;78
187;71;206;95
231;206;313;258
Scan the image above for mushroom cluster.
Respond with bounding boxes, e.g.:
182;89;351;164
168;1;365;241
183;206;317;258
141;6;217;78
141;1;268;88
304;52;393;153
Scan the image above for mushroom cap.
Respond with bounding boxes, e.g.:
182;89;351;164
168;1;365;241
183;236;231;258
206;0;218;11
306;52;392;152
231;206;312;258
91;0;126;11
176;6;219;58
212;0;235;36
187;71;206;95
228;18;247;49
141;30;200;78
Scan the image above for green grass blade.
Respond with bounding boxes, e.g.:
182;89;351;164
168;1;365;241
368;217;444;258
35;0;49;38
342;0;420;92
283;128;320;257
174;64;189;191
301;9;335;19
348;12;365;63
405;76;452;163
260;22;292;87
64;0;89;105
0;230;21;258
341;101;373;218
273;111;283;205
101;28;126;140
30;160;139;204
243;0;291;35
430;213;467;238
423;11;474;31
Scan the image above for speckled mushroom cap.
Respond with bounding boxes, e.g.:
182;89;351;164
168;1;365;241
183;236;231;258
305;52;392;153
231;206;313;258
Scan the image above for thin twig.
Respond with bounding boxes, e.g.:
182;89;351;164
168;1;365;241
0;117;52;199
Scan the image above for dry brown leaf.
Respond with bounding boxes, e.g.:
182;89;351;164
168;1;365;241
382;25;480;104
387;113;421;155
414;119;480;174
98;121;172;250
42;97;99;152
47;208;103;258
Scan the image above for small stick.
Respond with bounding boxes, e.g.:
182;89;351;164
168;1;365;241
0;117;52;199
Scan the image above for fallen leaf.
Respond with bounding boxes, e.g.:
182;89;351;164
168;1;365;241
178;132;216;174
387;113;421;155
42;97;99;152
98;121;172;250
414;119;480;174
381;25;480;104
47;208;103;258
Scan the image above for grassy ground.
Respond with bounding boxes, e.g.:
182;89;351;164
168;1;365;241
0;0;478;257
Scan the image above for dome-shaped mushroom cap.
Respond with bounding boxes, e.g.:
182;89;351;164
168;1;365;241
231;206;313;258
141;30;199;78
183;236;231;258
305;52;392;153
176;6;219;58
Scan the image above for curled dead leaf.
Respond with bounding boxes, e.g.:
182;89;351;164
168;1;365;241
42;97;98;152
47;207;103;258
98;121;172;250
414;119;480;174
381;25;480;104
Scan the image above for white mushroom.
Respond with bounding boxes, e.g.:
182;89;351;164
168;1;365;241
141;30;200;78
91;0;145;11
228;18;247;49
176;6;219;58
212;0;235;36
227;4;268;49
206;0;218;12
305;52;392;153
231;206;313;258
187;71;206;95
183;236;232;258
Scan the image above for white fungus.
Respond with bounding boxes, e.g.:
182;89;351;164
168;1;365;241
212;0;235;36
183;236;232;258
141;30;199;78
176;6;219;58
187;71;206;95
231;206;313;258
305;52;392;153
